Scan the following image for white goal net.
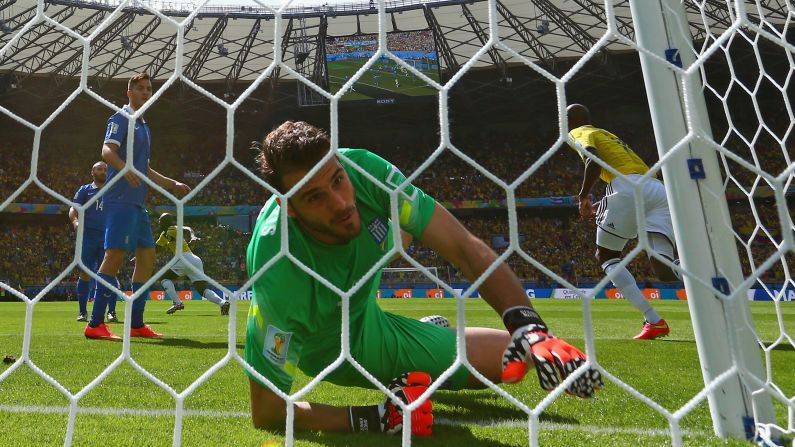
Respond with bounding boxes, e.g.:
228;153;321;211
0;0;793;446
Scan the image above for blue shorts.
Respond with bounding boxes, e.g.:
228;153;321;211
104;203;155;252
81;228;106;270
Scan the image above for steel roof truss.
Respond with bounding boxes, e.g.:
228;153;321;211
225;18;262;94
496;0;557;71
184;16;228;82
461;4;506;77
95;15;161;89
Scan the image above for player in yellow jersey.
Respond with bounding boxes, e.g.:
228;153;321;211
567;104;679;340
156;213;230;315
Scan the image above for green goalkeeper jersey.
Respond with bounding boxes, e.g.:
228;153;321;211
245;149;442;393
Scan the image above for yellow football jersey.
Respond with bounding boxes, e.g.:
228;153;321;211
567;125;650;183
155;226;193;255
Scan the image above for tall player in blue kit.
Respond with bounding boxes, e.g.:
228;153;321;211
84;72;191;340
69;161;118;322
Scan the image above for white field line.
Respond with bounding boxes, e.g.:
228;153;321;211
0;333;702;342
0;404;713;438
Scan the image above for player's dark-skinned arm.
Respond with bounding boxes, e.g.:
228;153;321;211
154;235;168;255
577;151;602;220
419;202;603;397
102;143;141;188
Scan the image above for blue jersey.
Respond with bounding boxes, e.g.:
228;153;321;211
103;105;151;206
73;183;106;231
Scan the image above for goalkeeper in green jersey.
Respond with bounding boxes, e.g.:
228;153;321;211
245;121;603;436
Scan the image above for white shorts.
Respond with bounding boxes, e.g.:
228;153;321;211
595;174;675;255
170;252;206;282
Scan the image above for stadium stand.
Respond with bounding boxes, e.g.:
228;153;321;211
0;81;791;299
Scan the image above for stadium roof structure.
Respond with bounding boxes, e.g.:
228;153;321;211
0;0;789;96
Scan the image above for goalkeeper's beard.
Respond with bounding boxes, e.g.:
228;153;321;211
291;203;362;244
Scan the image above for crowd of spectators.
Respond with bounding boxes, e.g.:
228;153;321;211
370;128;585;201
2;128;581;205
387;214;657;286
0;222;75;290
387;31;435;52
326;31;435;55
0;219;248;298
326;34;378;54
2;199;790;299
1;102;793;296
390;208;794;287
3;112;791;208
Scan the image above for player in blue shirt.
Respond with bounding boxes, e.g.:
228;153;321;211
69;161;118;322
84;72;191;341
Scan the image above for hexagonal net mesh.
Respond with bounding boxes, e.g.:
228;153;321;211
0;0;793;446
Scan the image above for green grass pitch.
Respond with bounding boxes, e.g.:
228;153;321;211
327;58;440;100
0;299;792;446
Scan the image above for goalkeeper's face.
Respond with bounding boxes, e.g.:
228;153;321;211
283;158;361;245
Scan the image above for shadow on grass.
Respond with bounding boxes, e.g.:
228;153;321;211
252;391;579;446
139;320;170;325
767;343;794;352
145;337;244;350
433;392;579;425
650;338;696;344
294;423;522;447
650;339;794;351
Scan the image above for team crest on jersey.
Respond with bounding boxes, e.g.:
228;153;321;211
264;325;292;367
107;121;119;137
367;217;388;245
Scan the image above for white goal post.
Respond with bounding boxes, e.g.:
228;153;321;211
630;0;776;441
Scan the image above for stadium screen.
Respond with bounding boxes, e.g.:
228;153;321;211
325;30;441;103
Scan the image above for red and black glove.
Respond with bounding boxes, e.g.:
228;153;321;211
349;371;433;435
501;306;603;398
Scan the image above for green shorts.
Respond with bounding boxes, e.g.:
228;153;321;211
300;311;471;390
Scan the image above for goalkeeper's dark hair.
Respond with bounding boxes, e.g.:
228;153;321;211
253;121;331;193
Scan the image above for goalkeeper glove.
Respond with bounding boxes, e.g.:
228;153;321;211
348;371;433;436
501;306;603;398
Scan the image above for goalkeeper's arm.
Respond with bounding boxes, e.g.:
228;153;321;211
250;379;351;432
418;203;602;397
418;203;530;316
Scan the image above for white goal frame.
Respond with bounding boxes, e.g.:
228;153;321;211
631;0;778;441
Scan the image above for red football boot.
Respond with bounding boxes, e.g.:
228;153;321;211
633;319;670;340
130;325;164;338
84;323;121;341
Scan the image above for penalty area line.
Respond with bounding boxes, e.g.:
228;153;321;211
0;405;711;437
435;418;711;438
0;333;699;342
